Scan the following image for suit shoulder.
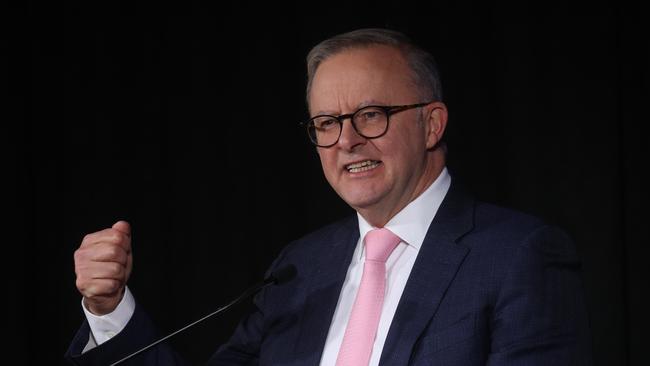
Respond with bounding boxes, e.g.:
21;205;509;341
469;201;574;252
474;201;545;231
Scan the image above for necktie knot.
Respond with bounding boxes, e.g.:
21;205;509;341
364;228;401;263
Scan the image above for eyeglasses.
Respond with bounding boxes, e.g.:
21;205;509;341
301;102;433;147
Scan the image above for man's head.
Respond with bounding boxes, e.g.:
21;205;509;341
306;28;443;108
306;28;449;227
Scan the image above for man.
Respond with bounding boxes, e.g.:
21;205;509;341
67;28;593;365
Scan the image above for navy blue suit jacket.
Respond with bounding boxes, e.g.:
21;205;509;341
66;183;593;365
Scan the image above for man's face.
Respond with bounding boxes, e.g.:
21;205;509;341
309;45;445;221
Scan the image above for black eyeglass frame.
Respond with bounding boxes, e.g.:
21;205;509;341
301;101;435;147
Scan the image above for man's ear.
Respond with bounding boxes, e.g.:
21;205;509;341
424;102;448;149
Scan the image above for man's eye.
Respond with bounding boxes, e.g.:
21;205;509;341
363;111;380;119
315;119;337;129
359;109;384;120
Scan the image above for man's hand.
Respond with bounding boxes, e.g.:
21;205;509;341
74;221;133;315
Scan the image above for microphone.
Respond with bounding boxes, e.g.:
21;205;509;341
109;264;297;366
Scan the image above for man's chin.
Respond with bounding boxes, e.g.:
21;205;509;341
340;193;384;212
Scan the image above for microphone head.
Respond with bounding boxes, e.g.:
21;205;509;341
268;264;297;285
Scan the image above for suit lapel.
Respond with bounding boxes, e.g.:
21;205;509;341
379;183;474;365
292;217;359;363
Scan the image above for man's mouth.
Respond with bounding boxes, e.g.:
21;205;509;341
345;160;382;173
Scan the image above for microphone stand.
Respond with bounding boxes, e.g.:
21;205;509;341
109;265;296;366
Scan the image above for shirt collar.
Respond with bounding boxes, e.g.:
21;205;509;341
357;167;451;257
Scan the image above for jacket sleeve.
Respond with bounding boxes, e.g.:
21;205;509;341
65;302;188;366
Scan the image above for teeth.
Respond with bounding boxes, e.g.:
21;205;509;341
346;160;381;173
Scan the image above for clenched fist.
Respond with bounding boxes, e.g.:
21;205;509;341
74;221;133;315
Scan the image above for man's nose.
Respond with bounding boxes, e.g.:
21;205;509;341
337;119;366;150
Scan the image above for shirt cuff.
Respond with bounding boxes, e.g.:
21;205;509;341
82;286;135;346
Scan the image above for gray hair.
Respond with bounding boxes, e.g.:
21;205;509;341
305;28;443;106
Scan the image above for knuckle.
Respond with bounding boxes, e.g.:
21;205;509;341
74;260;89;277
115;249;127;264
74;247;91;259
109;262;123;275
75;277;85;290
75;266;92;283
109;280;122;293
73;248;83;262
82;233;93;244
105;245;120;260
110;232;122;242
109;231;128;247
76;277;93;294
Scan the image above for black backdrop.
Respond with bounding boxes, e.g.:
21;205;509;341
6;1;648;365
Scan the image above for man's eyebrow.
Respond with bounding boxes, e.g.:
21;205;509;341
311;109;337;117
357;99;385;108
312;100;386;117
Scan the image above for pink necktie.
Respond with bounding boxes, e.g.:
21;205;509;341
335;228;401;366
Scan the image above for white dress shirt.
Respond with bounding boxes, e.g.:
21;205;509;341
82;286;135;351
83;168;451;364
318;168;450;366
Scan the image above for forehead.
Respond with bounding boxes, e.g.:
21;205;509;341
309;45;417;113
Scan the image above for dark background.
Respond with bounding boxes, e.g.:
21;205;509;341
6;0;648;365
